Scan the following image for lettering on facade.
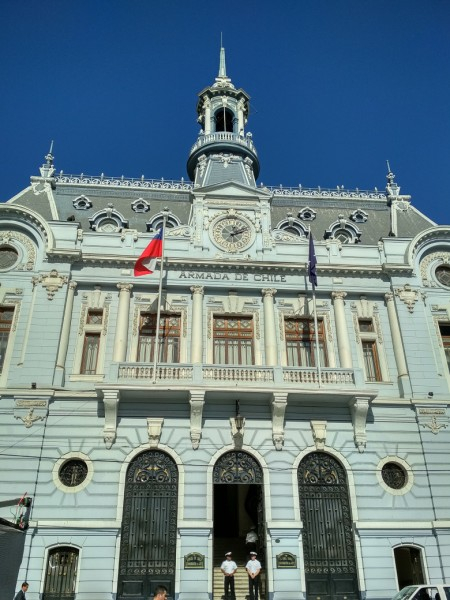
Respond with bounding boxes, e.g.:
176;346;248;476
179;271;287;283
184;552;205;569
276;552;297;569
15;400;48;408
418;409;445;415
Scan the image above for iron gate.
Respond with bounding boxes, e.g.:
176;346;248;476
298;453;359;600
117;450;178;600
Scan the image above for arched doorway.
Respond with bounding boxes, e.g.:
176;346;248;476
117;450;178;600
298;452;360;600
213;451;265;594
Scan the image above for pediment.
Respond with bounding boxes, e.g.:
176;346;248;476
194;180;271;201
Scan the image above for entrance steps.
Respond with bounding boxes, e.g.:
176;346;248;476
213;538;265;600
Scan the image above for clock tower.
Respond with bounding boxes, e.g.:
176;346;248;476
186;46;260;188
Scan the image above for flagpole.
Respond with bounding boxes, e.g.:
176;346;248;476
152;210;169;384
308;227;322;388
311;285;322;388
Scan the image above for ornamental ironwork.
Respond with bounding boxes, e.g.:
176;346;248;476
213;451;263;484
298;453;357;576
59;460;88;487
43;546;78;600
118;450;178;600
381;462;407;489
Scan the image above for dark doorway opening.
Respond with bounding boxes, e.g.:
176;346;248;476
395;546;425;589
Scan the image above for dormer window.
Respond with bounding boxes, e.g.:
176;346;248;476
215;108;234;133
325;216;361;244
277;219;307;237
89;206;128;232
131;198;150;213
73;195;92;210
146;213;180;232
299;207;317;222
350;209;368;223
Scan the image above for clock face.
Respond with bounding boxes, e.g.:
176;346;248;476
211;216;253;252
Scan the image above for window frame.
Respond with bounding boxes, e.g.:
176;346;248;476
284;316;328;368
137;312;181;363
212;315;255;366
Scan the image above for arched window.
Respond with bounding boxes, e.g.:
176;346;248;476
215;108;234;132
43;546;79;600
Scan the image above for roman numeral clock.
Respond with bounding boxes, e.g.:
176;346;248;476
210;213;255;253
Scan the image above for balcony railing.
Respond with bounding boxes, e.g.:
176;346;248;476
116;363;356;387
189;132;258;156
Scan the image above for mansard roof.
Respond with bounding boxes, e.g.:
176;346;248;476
5;174;435;245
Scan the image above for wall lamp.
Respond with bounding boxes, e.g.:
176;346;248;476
235;400;244;432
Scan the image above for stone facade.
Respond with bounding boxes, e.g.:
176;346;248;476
0;50;449;600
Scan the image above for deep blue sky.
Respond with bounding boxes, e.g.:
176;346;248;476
1;0;449;225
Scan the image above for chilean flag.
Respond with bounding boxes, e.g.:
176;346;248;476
134;229;163;277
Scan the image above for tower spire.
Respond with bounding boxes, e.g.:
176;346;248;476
218;43;227;78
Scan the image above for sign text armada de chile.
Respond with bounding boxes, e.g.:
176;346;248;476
179;271;287;282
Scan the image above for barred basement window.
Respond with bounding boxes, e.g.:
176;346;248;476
59;460;88;487
381;462;407;490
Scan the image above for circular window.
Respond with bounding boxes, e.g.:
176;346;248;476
59;460;88;487
53;452;93;493
0;245;19;270
381;462;406;489
435;264;450;287
377;456;413;495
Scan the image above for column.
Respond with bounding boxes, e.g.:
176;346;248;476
190;286;204;364
385;292;409;378
204;98;211;134
113;283;133;362
56;281;77;368
332;291;352;368
262;288;278;366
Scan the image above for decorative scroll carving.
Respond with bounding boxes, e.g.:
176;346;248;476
271;392;287;450
102;389;120;449
15;408;45;428
32;269;68;300
189;391;205;450
310;420;327;450
421;416;448;435
147;417;164;447
350;396;371;453
394;284;420;313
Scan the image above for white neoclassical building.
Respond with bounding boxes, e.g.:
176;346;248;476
1;48;449;600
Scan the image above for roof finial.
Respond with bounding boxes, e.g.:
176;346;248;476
386;159;400;197
39;140;55;178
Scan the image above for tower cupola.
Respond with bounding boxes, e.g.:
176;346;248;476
187;47;260;186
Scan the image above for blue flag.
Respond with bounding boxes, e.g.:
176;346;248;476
308;232;317;288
